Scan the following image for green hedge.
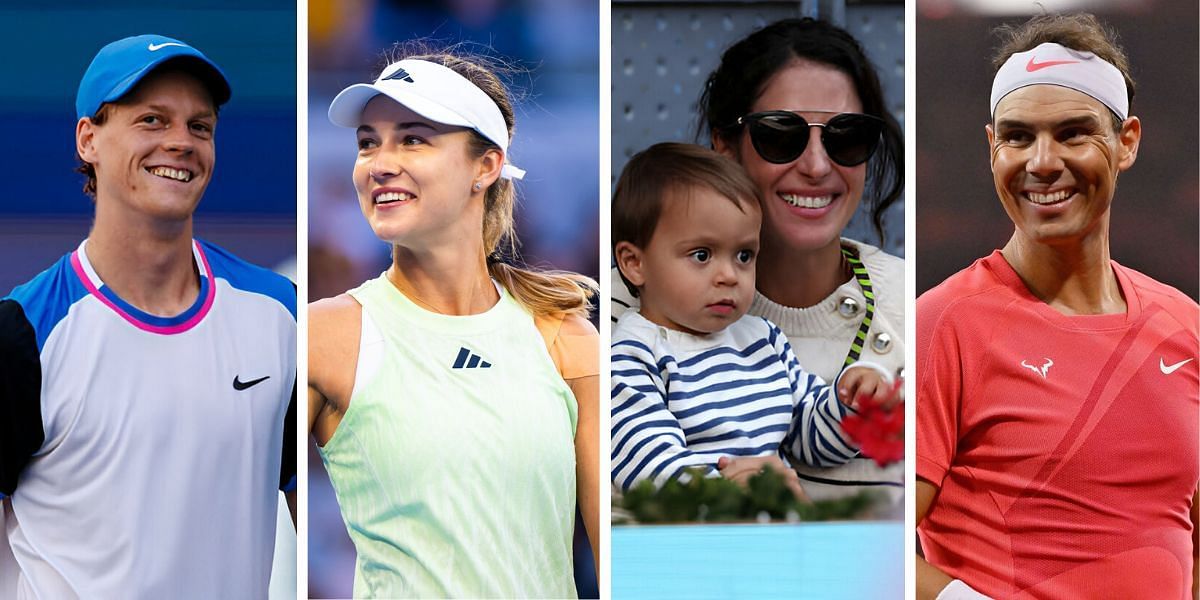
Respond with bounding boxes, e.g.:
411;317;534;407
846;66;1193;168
617;467;877;524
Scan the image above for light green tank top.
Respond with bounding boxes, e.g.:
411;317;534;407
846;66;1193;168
319;275;579;598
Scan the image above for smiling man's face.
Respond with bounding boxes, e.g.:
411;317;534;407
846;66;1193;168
986;84;1139;246
79;68;217;223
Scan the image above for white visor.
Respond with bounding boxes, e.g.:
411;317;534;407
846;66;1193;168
990;42;1128;121
329;59;525;180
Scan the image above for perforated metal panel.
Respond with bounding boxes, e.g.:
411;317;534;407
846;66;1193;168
611;0;905;254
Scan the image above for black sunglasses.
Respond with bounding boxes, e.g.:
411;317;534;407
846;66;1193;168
735;111;884;167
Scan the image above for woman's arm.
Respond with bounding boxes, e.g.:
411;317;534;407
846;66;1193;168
307;295;361;445
570;372;600;574
558;314;601;570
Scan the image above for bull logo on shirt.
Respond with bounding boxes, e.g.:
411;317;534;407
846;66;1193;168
1021;357;1053;378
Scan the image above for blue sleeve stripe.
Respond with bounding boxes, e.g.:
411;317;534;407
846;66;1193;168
613;429;682;475
668;374;791;405
815;432;856;463
611;367;655;379
675;338;772;369
663;354;780;384
611;420;686;462
803;416;855;466
615;439;672;490
801;413;844;466
611;339;653;354
816;414;856;454
720;442;789;458
682;404;793;437
610;389;647;414
610;352;655;367
281;475;297;493
666;462;717;484
670;385;793;420
631;442;683;486
612;389;664;415
688;422;790;447
611;403;669;438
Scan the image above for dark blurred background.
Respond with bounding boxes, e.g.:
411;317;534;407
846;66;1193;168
306;0;600;598
916;0;1198;299
0;0;298;293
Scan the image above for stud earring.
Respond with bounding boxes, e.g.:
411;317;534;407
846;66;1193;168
473;182;482;191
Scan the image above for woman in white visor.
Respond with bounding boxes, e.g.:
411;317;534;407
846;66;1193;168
308;50;600;598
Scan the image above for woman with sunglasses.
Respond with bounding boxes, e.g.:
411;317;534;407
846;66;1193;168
308;49;600;597
613;18;904;504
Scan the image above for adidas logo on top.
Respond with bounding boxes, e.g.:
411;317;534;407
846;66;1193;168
452;347;491;369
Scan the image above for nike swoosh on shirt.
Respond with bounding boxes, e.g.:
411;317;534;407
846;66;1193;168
1160;357;1193;375
1026;57;1081;72
233;375;271;390
148;42;187;52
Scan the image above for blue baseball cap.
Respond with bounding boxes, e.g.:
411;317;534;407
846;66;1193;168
76;34;231;121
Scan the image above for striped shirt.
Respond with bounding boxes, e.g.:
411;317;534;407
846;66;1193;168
611;311;860;492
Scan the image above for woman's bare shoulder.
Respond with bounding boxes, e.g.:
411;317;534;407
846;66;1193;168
308;294;362;374
309;293;361;325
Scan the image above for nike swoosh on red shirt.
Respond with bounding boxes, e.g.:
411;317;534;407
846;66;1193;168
1160;357;1194;375
1026;57;1081;72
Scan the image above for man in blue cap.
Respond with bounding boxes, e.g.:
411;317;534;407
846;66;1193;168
0;35;296;598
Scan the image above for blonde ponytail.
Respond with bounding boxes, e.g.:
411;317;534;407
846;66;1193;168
488;262;597;319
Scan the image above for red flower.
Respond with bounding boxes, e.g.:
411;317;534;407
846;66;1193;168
840;380;904;466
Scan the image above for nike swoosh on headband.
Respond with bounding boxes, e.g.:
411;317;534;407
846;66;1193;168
1025;57;1081;72
992;42;1128;120
148;42;188;52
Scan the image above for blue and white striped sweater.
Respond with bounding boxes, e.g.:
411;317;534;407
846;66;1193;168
611;311;860;491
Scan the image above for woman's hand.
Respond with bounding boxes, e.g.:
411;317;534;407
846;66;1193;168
717;455;809;501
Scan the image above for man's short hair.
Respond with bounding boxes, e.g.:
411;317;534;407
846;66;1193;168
612;142;761;296
992;13;1134;130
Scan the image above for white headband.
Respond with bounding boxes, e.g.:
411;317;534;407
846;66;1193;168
328;59;525;180
990;42;1128;121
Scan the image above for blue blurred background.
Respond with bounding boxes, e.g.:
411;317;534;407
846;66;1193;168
0;0;297;293
0;2;297;599
306;0;600;598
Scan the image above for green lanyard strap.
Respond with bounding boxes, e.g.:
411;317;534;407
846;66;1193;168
842;247;875;367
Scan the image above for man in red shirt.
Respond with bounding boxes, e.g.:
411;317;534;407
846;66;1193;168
916;14;1199;600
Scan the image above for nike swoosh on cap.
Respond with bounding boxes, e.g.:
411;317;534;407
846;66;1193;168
1025;56;1081;72
148;42;188;52
1160;357;1194;375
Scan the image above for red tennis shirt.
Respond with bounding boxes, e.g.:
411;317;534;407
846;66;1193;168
917;251;1198;600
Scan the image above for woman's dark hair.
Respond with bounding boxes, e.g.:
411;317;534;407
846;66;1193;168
698;18;903;245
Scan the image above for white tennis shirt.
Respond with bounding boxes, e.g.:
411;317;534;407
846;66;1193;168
0;239;296;599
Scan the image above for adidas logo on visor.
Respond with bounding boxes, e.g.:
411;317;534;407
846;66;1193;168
383;68;414;83
452;347;491;369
